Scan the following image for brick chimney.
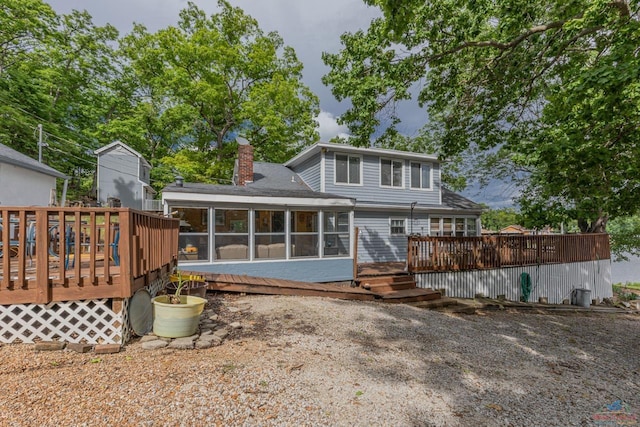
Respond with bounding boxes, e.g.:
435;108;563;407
236;141;254;186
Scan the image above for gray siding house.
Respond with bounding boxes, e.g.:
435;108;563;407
0;143;68;206
162;141;482;282
95;141;156;210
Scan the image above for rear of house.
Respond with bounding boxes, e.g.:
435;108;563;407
285;143;483;264
162;141;482;282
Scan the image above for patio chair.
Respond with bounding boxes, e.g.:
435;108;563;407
110;229;120;266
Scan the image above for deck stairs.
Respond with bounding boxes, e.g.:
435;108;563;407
356;272;441;304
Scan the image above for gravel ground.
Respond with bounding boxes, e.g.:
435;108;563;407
0;293;638;426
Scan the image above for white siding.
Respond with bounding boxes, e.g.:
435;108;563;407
0;163;57;206
415;260;613;304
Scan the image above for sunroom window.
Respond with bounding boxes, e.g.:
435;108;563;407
173;207;209;261
214;209;249;260
324;211;350;257
291;210;318;257
255;210;285;259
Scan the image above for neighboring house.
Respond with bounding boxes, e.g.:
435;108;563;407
162;141;483;282
95;141;158;210
0;143;68;206
499;224;531;235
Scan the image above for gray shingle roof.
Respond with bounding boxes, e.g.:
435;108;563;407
0;143;68;179
441;187;484;211
250;162;312;191
163;182;352;200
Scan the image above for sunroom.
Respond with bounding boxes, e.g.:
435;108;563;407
162;182;356;283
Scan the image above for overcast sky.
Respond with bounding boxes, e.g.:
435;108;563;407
45;0;515;207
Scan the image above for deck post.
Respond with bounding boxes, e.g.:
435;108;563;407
353;227;359;280
118;209;132;298
35;210;51;303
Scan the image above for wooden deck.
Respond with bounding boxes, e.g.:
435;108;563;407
191;272;441;304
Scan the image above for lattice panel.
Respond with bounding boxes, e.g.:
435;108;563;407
0;272;170;345
0;299;125;344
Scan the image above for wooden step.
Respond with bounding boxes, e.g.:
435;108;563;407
375;288;442;304
358;274;413;285
362;280;416;293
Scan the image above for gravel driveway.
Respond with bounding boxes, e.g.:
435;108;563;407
0;294;638;426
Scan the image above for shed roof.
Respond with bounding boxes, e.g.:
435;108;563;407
0;143;68;179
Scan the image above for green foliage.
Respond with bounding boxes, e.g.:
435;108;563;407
117;0;319;178
324;0;640;234
480;206;520;232
607;215;640;261
0;0;319;201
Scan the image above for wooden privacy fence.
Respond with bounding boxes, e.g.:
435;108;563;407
407;234;611;273
0;207;178;304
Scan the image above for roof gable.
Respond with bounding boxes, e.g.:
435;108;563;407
284;142;439;168
95;141;151;168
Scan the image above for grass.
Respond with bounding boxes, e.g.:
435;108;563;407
613;283;639;301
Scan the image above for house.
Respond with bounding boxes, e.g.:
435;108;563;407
161;141;483;282
0;143;68;206
95;141;158;210
499;224;531;235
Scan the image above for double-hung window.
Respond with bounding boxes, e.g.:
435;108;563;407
390;218;406;235
380;159;403;187
335;154;361;185
410;162;431;189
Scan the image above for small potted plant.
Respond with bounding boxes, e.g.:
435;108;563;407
151;270;208;338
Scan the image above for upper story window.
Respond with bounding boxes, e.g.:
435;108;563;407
410;162;432;189
380;159;403;187
335;154;361;185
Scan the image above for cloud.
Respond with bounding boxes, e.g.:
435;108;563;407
315;111;350;141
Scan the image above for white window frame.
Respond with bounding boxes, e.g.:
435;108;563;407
389;217;407;236
334;153;363;186
410;162;433;190
379;158;404;188
429;216;480;236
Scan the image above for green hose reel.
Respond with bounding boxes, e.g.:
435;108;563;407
520;272;532;302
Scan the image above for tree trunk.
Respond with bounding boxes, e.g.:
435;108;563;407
578;215;608;233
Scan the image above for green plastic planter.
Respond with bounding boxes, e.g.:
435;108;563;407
151;295;207;338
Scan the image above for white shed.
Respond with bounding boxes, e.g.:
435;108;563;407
0;143;68;207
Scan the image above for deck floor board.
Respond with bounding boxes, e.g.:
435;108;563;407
187;271;440;303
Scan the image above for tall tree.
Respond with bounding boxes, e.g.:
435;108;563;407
119;0;319;182
323;0;640;232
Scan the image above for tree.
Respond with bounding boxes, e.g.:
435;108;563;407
323;0;640;232
118;0;319;183
480;206;521;233
607;215;640;261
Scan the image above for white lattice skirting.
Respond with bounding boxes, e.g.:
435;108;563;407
0;274;169;345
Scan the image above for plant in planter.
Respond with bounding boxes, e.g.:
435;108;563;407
151;271;208;338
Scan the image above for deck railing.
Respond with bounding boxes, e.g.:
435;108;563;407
0;207;178;304
407;234;611;273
